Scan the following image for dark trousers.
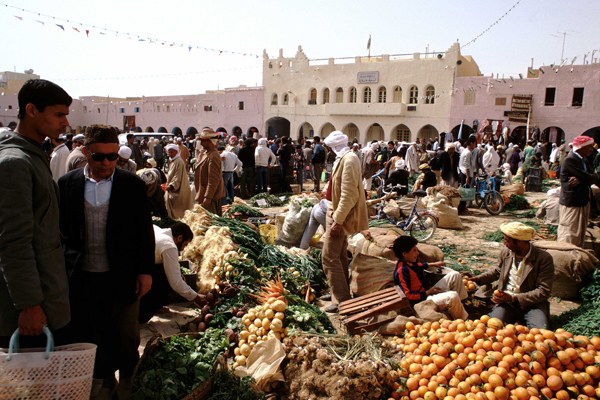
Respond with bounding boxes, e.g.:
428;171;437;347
69;270;140;380
488;301;550;329
312;163;324;191
240;167;256;198
139;264;170;324
280;163;292;193
256;166;268;193
222;171;235;203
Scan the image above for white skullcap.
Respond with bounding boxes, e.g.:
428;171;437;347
395;159;406;170
118;146;132;159
166;143;179;153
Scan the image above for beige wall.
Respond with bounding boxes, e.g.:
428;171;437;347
262;43;481;144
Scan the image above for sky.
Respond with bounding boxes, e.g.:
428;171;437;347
1;0;599;98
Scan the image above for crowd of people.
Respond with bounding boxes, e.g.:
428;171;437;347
2;79;600;400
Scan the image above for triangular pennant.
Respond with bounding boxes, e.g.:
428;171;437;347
72;27;80;33
85;29;89;37
13;15;23;20
36;20;45;25
56;24;65;31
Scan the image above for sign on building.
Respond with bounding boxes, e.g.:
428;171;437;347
357;71;379;84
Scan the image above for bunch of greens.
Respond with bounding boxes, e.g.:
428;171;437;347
132;328;229;400
504;194;530;211
258;245;328;292
284;294;336;334
248;192;288;207
205;370;265;400
223;203;265;219
551;269;600;337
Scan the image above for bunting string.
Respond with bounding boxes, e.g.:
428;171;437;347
2;2;260;58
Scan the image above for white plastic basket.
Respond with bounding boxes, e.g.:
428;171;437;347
0;327;97;400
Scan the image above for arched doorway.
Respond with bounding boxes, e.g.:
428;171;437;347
186;127;198;138
450;124;474;143
320;123;336;139
265;117;290;139
366;123;384;142
582;126;600;145
298;122;314;140
392;124;412;143
145;126;154;132
171;127;183;136
341;123;359;143
508;126;527;148
417;124;439;144
158;127;168;133
135;126;143;133
232;126;242;136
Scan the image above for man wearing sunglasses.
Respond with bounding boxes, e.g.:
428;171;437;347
58;125;155;399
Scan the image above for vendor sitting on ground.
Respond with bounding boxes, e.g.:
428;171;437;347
470;221;554;329
413;163;437;192
521;151;547;181
140;222;201;323
392;235;468;320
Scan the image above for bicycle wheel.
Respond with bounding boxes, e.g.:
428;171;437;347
483;191;504;215
409;212;437;242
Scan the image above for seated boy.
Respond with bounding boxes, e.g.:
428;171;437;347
392;235;468;320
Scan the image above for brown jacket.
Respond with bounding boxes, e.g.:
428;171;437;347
476;243;554;310
194;149;225;203
330;151;369;235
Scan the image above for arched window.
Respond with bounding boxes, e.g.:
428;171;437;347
323;88;330;104
409;86;419;104
308;88;317;105
335;87;344;103
425;85;435;104
349;87;357;103
282;93;289;105
393;86;402;103
271;93;278;106
378;86;387;103
363;87;372;103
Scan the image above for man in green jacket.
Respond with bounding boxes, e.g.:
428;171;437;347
0;79;72;347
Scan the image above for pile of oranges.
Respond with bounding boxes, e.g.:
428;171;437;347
387;315;600;400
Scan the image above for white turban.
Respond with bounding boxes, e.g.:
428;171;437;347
118;146;132;160
324;131;350;156
165;143;179;153
371;142;380;151
395;159;406;170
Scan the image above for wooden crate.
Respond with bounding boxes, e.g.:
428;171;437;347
338;286;414;334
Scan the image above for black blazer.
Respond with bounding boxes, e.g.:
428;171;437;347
58;168;155;304
559;151;599;207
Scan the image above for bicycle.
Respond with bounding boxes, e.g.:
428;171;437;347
373;185;438;242
473;172;504;215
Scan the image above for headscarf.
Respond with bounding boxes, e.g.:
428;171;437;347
482;145;500;174
573;135;594;151
229;135;238;145
166;143;180;160
394;159;406;170
500;221;534;241
324;131;350;157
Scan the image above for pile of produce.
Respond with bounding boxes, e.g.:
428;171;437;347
282;333;399;400
132;328;229;400
205;370;265;400
387;316;600;400
249;192;290;207
504;194;530;211
552;269;600;337
223;203;265;219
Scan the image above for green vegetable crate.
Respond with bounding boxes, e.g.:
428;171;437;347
133;331;227;400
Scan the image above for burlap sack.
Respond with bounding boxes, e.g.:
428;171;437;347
500;183;525;197
349;242;445;297
383;200;402;219
534;240;599;299
535;197;559;225
378;315;425;336
350;253;396;297
414;299;447;321
426;196;463;229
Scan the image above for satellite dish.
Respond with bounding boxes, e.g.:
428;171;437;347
24;69;34;74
